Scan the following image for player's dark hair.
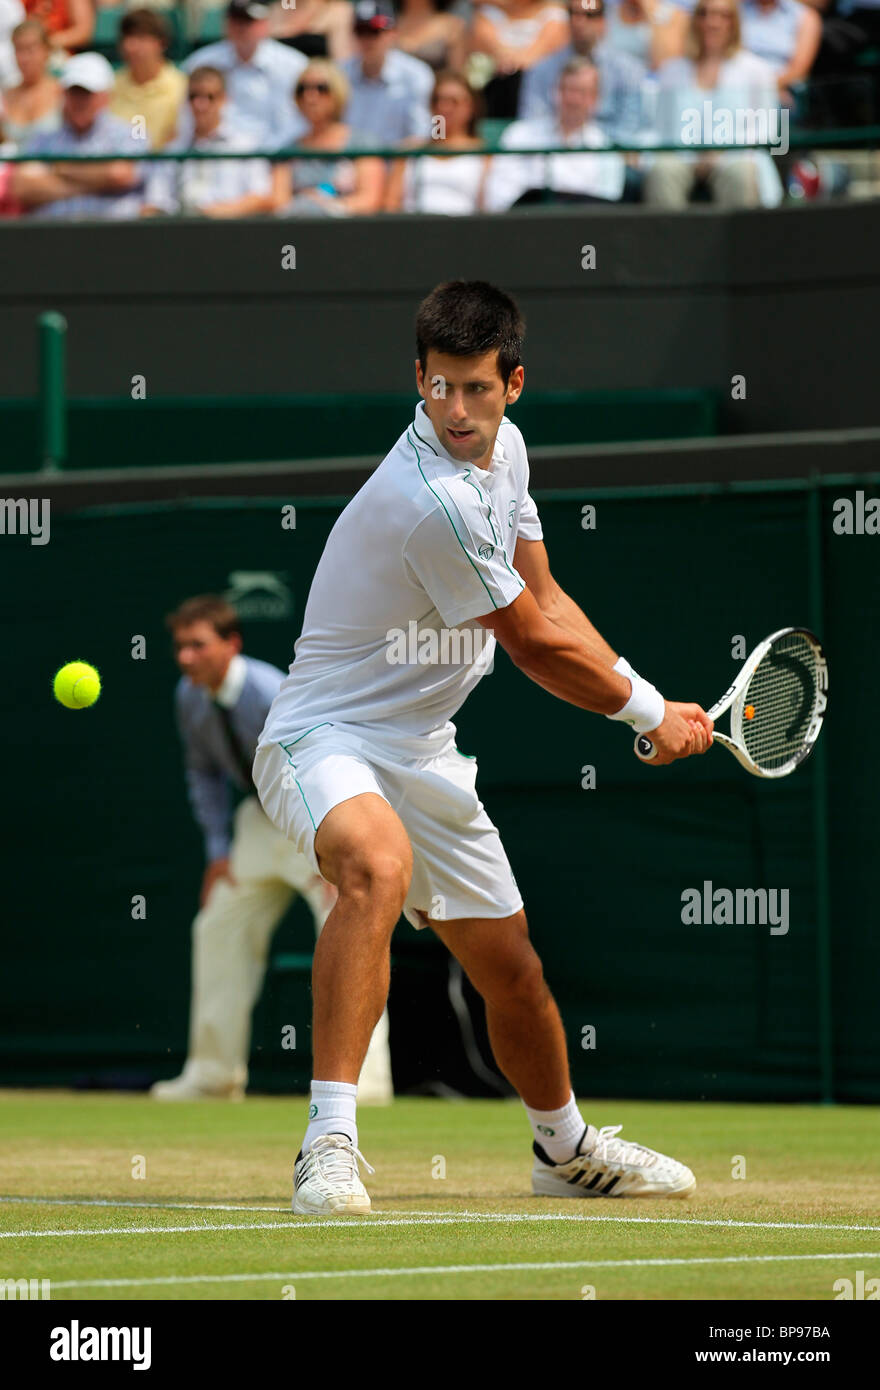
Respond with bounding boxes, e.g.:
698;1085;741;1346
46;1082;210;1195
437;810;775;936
165;595;241;641
416;281;525;386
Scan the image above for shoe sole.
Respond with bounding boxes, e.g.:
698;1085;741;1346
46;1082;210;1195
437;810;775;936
292;1195;372;1216
532;1172;696;1199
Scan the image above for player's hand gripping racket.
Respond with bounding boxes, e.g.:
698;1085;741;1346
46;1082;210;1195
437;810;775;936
634;627;828;778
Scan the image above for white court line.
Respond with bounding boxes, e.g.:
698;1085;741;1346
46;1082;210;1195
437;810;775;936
0;1197;290;1213
3;1198;880;1236
5;1212;880;1239
48;1251;880;1290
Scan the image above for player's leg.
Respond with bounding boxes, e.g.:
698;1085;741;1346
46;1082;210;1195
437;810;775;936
310;791;411;1085
282;792;410;1214
427;908;570;1111
255;733;410;1213
431;910;696;1199
295;865;393;1105
396;743;696;1199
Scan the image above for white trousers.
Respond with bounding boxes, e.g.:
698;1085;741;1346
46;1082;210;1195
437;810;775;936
182;796;392;1097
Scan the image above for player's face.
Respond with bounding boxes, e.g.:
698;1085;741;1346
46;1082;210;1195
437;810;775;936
172;621;240;690
416;349;524;469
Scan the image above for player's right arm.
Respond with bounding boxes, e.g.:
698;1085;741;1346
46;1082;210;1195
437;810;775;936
476;586;710;765
402;486;708;766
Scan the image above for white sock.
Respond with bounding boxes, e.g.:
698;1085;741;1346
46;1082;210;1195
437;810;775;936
302;1079;358;1155
524;1091;588;1163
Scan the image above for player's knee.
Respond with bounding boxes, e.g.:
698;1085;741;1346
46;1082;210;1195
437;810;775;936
336;848;412;916
509;956;548;1010
479;944;547;1010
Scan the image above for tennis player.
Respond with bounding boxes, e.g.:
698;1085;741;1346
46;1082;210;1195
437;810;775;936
255;280;714;1214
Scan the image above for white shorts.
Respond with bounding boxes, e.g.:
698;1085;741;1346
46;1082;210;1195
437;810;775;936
253;723;523;930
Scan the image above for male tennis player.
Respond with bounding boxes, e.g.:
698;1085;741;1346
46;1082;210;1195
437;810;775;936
255;281;713;1214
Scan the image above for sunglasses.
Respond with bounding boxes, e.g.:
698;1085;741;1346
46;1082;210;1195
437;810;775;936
296;81;331;95
189;89;222;101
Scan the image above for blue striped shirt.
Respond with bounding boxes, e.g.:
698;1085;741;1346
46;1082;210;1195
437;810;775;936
518;40;645;141
341;49;434;144
24;111;146;220
175;653;285;861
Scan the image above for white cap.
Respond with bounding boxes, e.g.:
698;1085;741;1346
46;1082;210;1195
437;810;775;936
61;53;116;94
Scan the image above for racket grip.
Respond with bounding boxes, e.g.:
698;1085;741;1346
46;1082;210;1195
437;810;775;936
634;734;658;761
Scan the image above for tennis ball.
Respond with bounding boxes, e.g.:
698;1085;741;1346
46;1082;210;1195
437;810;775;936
53;661;101;710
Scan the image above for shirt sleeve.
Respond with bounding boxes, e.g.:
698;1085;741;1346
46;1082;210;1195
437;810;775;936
509;423;543;541
518;488;543;541
404;486;526;628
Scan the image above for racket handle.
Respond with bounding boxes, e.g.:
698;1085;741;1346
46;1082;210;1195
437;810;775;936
634;734;658;761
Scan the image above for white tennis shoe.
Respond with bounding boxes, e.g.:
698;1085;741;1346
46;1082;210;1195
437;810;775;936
532;1123;696;1199
293;1134;375;1215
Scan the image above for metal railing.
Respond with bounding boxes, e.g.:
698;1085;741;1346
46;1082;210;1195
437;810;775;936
4;126;880;161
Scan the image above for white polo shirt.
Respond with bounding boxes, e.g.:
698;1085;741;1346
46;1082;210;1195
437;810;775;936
258;399;543;755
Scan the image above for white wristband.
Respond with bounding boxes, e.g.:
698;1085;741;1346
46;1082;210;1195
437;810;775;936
606;655;666;735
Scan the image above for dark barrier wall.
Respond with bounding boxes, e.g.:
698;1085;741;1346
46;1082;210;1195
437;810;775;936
1;202;879;440
1;470;877;1101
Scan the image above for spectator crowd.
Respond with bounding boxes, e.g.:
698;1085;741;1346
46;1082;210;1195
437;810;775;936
0;0;874;217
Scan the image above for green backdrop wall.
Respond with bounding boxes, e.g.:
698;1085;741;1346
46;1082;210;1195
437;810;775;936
2;473;877;1102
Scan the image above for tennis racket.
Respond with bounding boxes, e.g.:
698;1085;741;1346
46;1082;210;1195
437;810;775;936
634;627;828;778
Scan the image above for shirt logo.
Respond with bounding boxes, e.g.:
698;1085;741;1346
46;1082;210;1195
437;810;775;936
478;543;494;560
508;501;516;527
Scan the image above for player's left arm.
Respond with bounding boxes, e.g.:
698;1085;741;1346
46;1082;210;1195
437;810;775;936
513;536;618;663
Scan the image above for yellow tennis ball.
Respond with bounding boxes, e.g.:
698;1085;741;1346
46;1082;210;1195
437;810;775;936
53;661;101;710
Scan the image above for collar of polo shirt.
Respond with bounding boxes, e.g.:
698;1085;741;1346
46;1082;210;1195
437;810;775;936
413;399;509;483
214;652;247;707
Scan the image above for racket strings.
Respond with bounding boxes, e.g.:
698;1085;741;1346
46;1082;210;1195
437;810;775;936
740;634;820;772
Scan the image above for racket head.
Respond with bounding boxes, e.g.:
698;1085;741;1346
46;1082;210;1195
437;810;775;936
728;626;828;778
